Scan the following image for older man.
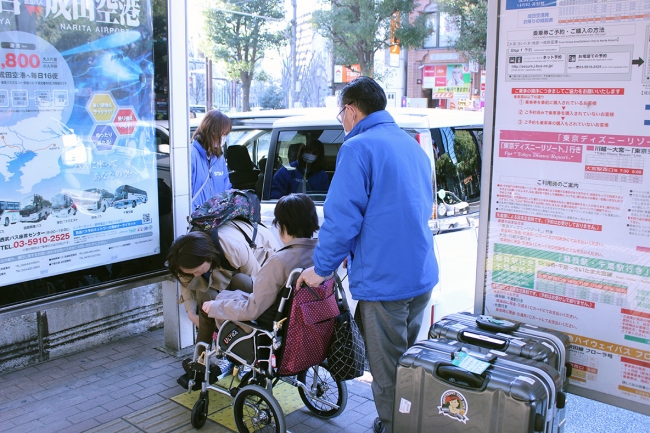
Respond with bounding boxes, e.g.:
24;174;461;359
298;77;438;433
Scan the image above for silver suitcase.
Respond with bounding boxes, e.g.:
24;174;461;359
394;338;566;433
430;312;571;389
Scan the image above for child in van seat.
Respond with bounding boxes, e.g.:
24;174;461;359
201;193;320;329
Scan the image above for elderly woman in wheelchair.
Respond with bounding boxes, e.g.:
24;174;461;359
184;194;348;432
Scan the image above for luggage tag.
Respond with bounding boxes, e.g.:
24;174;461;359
451;351;491;375
476;315;520;333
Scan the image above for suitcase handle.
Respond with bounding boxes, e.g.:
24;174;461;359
459;331;508;350
436;364;485;389
476;315;520;333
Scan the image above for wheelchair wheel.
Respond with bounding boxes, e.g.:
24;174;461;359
297;360;348;418
233;384;286;433
191;396;208;429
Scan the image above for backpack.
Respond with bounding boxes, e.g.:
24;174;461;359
187;189;262;271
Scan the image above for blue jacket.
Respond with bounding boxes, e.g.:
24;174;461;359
313;110;439;301
270;160;330;199
191;139;232;209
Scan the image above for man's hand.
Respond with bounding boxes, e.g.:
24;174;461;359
297;266;329;288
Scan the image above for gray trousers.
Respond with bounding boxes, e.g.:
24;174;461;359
358;289;432;433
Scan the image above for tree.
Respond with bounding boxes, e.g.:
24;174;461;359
201;0;285;111
435;153;455;192
295;51;329;108
313;0;429;77
260;84;287;109
152;0;169;99
436;0;488;67
189;72;206;105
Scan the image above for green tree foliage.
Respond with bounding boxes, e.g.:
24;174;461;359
152;0;168;99
435;153;454;191
260;84;287;109
436;0;488;67
454;130;479;177
202;0;285;111
313;0;429;77
436;131;481;197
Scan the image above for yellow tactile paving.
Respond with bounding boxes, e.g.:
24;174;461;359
171;375;304;431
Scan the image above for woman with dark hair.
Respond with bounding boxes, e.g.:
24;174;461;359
191;109;232;209
202;193;320;328
166;222;280;344
270;139;330;198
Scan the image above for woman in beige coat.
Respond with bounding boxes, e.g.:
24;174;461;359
202;193;320;329
166;221;280;344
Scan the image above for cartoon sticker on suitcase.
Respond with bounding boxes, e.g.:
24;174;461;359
438;390;469;423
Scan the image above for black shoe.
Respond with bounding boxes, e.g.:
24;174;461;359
177;373;201;391
208;364;222;384
373;417;385;433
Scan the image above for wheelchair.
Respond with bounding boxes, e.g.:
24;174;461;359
184;269;348;432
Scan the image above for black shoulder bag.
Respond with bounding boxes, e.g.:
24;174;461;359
327;274;366;381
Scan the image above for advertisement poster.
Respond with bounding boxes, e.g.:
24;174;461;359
0;2;158;286
421;63;470;99
484;0;650;411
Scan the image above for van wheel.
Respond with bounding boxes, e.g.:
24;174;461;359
3;217;8;227
102;203;107;212
132;201;137;208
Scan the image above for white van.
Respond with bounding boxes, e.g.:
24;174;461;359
258;108;483;342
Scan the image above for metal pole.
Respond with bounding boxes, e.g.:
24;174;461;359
164;0;194;353
206;59;213;110
289;0;297;108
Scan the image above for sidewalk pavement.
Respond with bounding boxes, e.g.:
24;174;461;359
0;328;649;433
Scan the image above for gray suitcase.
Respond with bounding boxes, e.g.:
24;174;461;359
394;338;566;433
430;312;571;389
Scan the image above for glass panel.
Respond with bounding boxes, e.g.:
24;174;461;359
439;12;459;48
256;131;272;164
423;12;438;49
270;129;343;201
434;128;482;210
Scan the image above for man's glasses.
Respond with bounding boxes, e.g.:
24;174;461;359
336;106;346;124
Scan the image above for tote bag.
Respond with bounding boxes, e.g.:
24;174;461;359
327;275;366;381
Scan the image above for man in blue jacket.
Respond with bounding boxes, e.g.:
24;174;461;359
297;77;439;433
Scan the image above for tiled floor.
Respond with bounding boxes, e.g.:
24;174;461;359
1;328;649;433
0;329;378;433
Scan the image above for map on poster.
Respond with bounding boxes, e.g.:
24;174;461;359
485;0;650;413
0;2;158;286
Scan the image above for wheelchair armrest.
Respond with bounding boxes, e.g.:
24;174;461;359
229;319;270;332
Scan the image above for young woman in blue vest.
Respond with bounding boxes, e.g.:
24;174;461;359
190;110;232;209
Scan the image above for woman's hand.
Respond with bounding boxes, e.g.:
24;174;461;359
187;310;200;328
201;301;214;315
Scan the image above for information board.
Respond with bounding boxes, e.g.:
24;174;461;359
482;0;650;414
0;2;157;286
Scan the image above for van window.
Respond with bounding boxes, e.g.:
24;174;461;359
227;129;273;167
269;128;344;201
431;127;482;202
